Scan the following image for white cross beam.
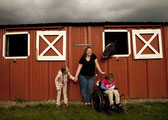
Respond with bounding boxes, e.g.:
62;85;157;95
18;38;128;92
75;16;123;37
39;35;62;57
136;33;159;55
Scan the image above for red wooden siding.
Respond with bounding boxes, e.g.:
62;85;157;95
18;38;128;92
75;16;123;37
0;24;168;101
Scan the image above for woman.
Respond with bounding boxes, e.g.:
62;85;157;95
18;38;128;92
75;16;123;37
74;47;105;106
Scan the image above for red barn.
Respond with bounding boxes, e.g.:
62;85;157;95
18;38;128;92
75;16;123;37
0;22;168;101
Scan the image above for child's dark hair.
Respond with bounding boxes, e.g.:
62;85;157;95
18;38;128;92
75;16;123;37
105;73;114;80
61;66;66;73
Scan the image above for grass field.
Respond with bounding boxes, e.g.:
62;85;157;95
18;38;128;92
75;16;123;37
0;102;168;120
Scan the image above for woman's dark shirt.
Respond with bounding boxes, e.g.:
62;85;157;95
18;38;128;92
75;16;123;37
79;54;97;76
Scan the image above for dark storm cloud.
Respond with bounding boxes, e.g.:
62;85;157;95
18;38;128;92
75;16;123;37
0;0;167;24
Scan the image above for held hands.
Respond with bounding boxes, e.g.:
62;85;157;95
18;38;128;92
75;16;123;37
74;76;78;82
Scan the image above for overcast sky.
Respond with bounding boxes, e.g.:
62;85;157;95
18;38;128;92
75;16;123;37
0;0;168;25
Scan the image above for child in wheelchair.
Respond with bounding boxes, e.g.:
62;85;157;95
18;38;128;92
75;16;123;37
100;73;122;109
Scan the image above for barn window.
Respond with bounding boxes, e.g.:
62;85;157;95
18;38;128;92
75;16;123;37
103;30;131;57
36;31;66;61
3;32;30;59
132;29;163;59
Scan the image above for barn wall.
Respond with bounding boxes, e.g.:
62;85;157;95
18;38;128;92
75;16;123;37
0;25;168;101
164;26;168;98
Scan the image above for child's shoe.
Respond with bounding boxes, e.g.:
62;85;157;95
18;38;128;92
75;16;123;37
116;103;122;108
87;103;91;106
110;104;117;110
64;103;69;107
84;103;88;106
56;104;60;108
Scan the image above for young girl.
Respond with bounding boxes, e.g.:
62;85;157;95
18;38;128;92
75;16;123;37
55;66;75;108
100;73;121;109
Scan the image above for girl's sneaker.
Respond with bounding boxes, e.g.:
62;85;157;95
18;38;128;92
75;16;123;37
56;104;60;108
87;103;91;106
84;103;88;106
64;104;69;107
110;104;117;110
116;103;122;108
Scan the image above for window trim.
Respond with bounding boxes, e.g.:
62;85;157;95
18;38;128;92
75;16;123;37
2;32;30;59
132;29;163;59
103;30;131;57
36;31;66;61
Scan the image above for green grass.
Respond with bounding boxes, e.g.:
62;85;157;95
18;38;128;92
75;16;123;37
0;102;168;120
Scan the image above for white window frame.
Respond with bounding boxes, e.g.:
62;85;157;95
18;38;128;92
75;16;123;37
132;29;163;59
2;32;30;59
36;31;66;61
103;30;131;57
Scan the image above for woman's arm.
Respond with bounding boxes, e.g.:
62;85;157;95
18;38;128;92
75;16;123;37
95;58;106;75
74;64;83;81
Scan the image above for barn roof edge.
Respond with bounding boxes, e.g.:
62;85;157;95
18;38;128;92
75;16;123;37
0;22;168;29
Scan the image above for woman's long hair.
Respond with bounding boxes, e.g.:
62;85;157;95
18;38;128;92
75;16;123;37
82;47;92;58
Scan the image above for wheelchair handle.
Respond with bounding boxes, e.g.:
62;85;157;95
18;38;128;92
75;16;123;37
95;74;99;81
95;73;107;81
120;93;124;97
103;73;107;77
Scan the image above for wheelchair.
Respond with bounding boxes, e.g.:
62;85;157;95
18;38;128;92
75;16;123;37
91;75;124;113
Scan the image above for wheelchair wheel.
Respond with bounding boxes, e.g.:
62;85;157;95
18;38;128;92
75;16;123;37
91;89;104;112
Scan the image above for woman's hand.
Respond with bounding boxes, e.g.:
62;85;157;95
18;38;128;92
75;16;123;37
101;72;106;75
74;76;78;82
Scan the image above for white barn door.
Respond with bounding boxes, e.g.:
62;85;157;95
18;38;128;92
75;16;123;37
132;29;163;59
36;31;66;61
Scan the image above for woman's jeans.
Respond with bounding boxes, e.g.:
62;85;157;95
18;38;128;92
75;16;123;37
79;74;95;103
